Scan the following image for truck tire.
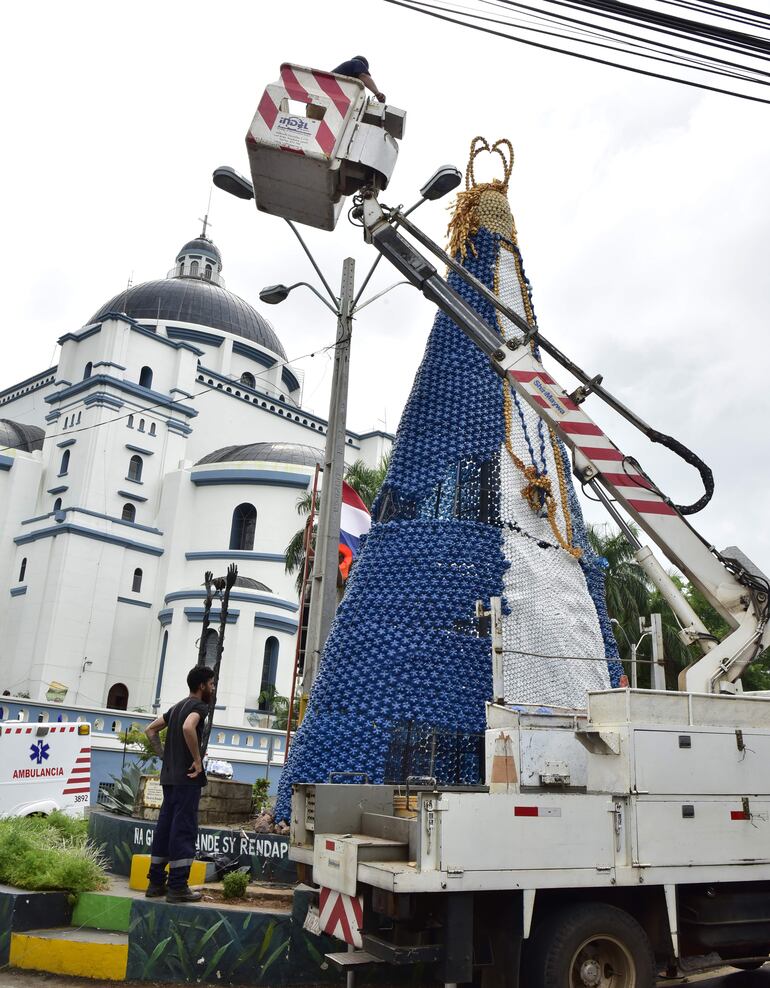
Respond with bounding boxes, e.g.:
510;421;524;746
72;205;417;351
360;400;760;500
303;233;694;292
526;902;656;988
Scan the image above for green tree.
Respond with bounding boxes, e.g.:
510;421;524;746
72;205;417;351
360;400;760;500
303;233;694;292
588;524;651;663
284;454;390;593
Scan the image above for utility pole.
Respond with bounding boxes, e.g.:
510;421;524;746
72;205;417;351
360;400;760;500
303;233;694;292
302;258;355;703
648;612;667;690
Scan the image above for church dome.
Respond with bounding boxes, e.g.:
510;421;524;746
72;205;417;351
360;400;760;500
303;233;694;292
0;419;45;453
86;234;287;359
196;442;323;467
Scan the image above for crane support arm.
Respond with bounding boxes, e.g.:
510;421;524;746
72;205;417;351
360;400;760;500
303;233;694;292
360;194;770;693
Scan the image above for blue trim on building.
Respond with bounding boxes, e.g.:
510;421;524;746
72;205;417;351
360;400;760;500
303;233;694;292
129;321;203;356
0;366;58;404
185;550;286;562
254;612;299;633
62;507;162;535
184;607;239;624
125;443;154;456
21;512;54;525
116;595;152;608
170;387;194;399
58;324;102;345
281;367;300;393
166;418;193;436
154;629;170;709
45;410;62;422
117;489;148;503
56;439;77;448
46;375;198;419
164;590;298;612
157;608;174;626
10;586;27;597
356;429;396;441
166;326;224;348
14;523;164;556
231;340;276;369
0;455;14;471
83;392;124;411
46;486;68;495
191;468;310;488
93;360;126;371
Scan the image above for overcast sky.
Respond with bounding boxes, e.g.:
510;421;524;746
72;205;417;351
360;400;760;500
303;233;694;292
2;0;769;574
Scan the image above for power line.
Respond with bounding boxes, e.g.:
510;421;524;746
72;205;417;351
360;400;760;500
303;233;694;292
385;0;770;103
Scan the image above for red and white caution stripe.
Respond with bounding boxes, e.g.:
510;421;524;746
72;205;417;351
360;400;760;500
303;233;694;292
63;745;91;796
514;805;562;818
319;886;364;948
507;366;676;518
249;63;362;160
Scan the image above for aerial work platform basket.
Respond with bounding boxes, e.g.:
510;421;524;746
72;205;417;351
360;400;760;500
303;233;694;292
246;63;406;231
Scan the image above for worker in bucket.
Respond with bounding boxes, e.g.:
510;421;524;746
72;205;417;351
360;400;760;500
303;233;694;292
332;56;386;103
143;665;215;903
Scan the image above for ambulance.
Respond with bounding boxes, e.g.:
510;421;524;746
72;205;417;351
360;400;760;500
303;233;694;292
0;720;92;817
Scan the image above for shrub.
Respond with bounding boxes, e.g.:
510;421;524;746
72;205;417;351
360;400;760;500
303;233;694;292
252;778;270;814
222;869;249;900
0;813;108;893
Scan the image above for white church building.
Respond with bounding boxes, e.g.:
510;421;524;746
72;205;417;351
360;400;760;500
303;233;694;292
0;233;391;726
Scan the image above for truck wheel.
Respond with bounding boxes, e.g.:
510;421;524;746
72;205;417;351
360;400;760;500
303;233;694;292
527;903;655;988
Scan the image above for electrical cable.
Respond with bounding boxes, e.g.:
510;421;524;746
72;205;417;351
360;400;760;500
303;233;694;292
385;0;770;103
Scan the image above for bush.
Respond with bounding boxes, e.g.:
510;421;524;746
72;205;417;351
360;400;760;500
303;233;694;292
0;812;108;893
222;869;249;900
252;778;270;814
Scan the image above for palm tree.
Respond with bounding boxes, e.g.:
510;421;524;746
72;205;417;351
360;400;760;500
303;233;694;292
588;523;651;656
284;454;391;592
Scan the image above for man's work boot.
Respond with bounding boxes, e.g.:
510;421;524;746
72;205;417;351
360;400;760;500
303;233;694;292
145;883;168;898
166;886;203;903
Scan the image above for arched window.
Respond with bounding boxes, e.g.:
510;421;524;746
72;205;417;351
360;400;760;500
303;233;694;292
64;416;69;429
177;261;185;276
149;422;156;436
138;418;145;432
53;497;62;513
106;683;129;710
127;415;134;428
258;638;279;709
59;449;70;475
204;263;212;281
132;568;143;593
127;455;143;482
83;362;93;380
202;629;218;665
240;372;256;389
190;260;199;277
18;558;27;582
122;503;136;522
229;503;257;551
139;366;153;389
77;411;81;424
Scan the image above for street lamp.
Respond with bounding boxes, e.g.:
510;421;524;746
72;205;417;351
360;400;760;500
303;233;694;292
213;162;462;720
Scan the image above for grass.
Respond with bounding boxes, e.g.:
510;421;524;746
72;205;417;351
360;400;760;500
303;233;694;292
0;811;109;892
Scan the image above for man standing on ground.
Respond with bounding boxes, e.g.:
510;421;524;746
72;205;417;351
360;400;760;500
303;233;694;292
144;665;214;902
332;56;386;103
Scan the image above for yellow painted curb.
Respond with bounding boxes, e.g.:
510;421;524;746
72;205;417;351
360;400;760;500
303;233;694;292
10;931;128;981
129;852;208;890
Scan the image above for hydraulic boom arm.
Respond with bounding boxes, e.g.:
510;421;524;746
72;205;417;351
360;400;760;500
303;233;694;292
358;193;770;694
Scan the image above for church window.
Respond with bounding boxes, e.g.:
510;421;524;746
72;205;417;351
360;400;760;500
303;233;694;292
107;683;129;711
18;558;27;582
127;454;143;482
77;411;81;424
258;638;279;709
231;733;240;745
127;415;134;428
122;503;136;523
202;628;218;665
132;568;143;592
204;263;212;281
139;366;153;389
240;372;256;389
53;498;62;513
177;261;185;276
229;503;256;551
190;260;199;277
149;422;156;436
83;362;92;380
138;418;145;432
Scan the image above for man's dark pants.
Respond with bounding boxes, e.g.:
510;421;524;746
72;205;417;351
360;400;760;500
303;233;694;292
147;785;201;889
